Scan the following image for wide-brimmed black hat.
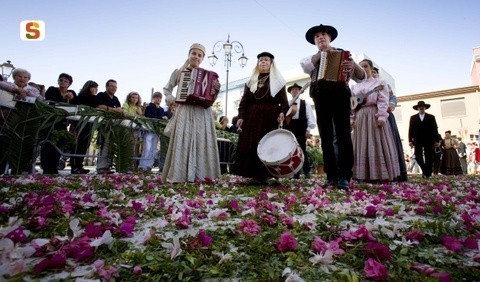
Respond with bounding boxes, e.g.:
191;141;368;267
287;83;302;93
257;51;274;59
305;24;338;44
413;100;431;110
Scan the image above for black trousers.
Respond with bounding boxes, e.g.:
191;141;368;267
414;142;434;177
288;119;310;177
70;124;92;170
311;82;353;181
40;142;61;174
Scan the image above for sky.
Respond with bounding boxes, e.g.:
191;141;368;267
2;0;479;108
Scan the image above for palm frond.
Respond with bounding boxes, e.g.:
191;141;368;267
1;102;43;173
0;101;241;174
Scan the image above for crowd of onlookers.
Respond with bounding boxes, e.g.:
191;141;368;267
405;135;480;176
0;68;180;175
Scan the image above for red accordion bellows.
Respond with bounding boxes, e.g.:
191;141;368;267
176;68;219;108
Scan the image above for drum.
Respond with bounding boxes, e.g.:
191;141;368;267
257;129;304;178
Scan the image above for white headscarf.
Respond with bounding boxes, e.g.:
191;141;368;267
174;43;207;83
246;59;286;97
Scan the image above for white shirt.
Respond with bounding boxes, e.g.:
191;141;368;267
419;113;425;121
289;98;316;130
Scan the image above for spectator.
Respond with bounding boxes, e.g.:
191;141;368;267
474;143;480;174
408;142;421;174
218;116;229;131
0;68;42;101
122;91;143;116
70;80;98;174
457;136;467;174
95;79;123;174
433;134;443;175
229;116;239;133
41;73;77;174
138;92;167;172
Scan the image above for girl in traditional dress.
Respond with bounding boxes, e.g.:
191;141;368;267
233;52;288;184
372;67;407;182
350;59;400;181
440;130;463;175
162;43;221;183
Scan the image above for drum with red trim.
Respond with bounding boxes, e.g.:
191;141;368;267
257;129;304;178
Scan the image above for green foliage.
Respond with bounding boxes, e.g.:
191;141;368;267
306;146;324;167
1;102;47;174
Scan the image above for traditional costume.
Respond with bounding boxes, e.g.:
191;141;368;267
162;43;221;183
234;52;288;182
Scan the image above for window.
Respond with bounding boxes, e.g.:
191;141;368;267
440;98;466;117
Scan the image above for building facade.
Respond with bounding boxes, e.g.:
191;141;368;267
394;86;480;150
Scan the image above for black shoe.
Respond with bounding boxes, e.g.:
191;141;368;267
268;179;281;186
72;168;90;174
338;179;349;191
246;178;268;186
138;167;152;173
97;168;114;174
323;179;337;188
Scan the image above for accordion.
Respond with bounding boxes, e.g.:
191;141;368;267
176;68;219;108
313;50;351;82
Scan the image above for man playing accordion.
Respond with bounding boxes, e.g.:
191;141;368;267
300;24;365;190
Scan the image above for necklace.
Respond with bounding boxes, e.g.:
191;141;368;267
257;74;269;88
253;83;270;100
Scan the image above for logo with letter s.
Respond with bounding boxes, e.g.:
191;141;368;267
20;20;45;41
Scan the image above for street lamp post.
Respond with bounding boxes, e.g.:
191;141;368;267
1;60;15;81
208;35;247;117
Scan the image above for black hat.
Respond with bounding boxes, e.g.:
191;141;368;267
287;83;302;93
257;51;274;59
305;24;338;44
413;100;431;110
